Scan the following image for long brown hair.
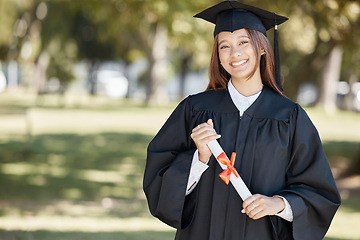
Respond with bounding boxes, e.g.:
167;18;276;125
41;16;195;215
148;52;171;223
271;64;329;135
207;28;282;94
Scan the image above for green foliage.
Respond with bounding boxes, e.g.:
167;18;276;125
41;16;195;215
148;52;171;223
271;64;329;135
45;38;77;85
0;0;18;60
0;0;38;61
1;0;359;101
41;1;117;62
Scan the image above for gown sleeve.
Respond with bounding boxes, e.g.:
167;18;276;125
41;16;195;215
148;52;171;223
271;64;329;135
277;104;341;240
143;96;196;229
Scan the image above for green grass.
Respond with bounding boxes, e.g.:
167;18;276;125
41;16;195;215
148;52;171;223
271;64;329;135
0;230;175;240
0;91;359;239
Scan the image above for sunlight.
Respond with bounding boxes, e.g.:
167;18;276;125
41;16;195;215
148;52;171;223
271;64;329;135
28;175;47;186
76;169;125;184
61;188;83;199
1;163;34;175
326;210;360;239
0;216;174;232
1;163;132;184
1;163;67;178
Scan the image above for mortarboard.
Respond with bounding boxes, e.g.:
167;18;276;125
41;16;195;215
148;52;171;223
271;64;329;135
194;0;288;91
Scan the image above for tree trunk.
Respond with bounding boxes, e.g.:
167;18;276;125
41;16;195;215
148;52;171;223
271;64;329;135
342;72;358;111
318;45;343;114
124;62;132;99
179;52;191;100
34;52;49;94
88;61;100;95
146;23;168;105
283;39;328;101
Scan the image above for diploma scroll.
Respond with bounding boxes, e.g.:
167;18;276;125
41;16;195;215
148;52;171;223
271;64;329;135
207;140;252;201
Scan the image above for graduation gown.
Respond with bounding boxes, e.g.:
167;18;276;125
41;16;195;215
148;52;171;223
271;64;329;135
143;86;340;240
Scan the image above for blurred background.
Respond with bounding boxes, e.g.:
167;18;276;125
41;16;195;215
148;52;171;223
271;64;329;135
0;0;359;239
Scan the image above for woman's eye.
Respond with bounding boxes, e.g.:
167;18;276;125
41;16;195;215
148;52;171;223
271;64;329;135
240;41;248;45
220;45;229;50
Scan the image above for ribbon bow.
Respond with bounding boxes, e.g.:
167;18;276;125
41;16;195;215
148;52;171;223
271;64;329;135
217;152;239;185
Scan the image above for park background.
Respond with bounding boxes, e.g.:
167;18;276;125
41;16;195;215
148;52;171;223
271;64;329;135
0;0;359;239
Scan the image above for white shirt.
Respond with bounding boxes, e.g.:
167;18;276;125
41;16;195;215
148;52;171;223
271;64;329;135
185;80;293;222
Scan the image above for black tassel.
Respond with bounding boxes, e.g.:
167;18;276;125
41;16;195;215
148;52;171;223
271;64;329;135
274;14;283;92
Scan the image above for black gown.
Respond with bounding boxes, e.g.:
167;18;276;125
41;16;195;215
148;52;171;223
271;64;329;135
143;86;340;240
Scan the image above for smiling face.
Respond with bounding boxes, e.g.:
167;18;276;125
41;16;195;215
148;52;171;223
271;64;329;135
217;28;261;84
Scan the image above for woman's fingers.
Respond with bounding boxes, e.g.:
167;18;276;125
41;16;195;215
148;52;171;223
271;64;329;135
191;119;219;143
191;129;220;148
250;209;267;220
191;119;220;163
241;194;285;220
241;195;268;219
196;133;221;147
242;194;258;210
207;119;214;127
192;122;212;133
192;119;215;133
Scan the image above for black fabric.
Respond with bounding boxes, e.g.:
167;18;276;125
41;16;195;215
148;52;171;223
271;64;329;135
194;0;288;37
143;86;340;240
214;10;266;36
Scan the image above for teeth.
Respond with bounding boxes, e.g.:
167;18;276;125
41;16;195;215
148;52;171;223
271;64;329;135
232;60;247;66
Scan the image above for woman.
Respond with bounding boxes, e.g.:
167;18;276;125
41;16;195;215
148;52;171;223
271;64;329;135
143;1;340;239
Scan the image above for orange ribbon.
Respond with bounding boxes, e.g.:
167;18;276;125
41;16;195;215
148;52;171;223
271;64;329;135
217;152;239;185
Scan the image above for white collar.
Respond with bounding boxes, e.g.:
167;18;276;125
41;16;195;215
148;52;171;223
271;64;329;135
228;79;262;117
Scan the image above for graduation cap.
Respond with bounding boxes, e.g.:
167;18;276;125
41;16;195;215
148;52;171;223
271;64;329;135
194;0;288;91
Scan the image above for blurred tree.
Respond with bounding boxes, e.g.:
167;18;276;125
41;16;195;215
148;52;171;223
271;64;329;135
120;0;360;106
2;0;359;109
0;0;18;61
167;2;215;99
38;0;214;101
45;38;77;93
273;0;360;109
0;0;46;91
71;2;118;95
40;1;118;95
98;0;217;104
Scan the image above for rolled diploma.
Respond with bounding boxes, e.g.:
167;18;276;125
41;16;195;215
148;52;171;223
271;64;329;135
207;139;252;201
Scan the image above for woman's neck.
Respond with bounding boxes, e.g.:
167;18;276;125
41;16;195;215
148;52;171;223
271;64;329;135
231;73;263;97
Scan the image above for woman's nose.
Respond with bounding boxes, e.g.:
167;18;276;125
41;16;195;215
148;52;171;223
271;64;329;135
231;46;242;57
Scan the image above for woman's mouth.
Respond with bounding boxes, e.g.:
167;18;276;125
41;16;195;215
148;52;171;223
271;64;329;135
231;60;248;67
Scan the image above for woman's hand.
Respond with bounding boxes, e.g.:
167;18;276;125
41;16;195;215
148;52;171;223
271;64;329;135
241;194;285;220
190;119;221;163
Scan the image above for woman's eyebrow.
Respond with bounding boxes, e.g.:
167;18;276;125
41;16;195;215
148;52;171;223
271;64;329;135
218;39;227;45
